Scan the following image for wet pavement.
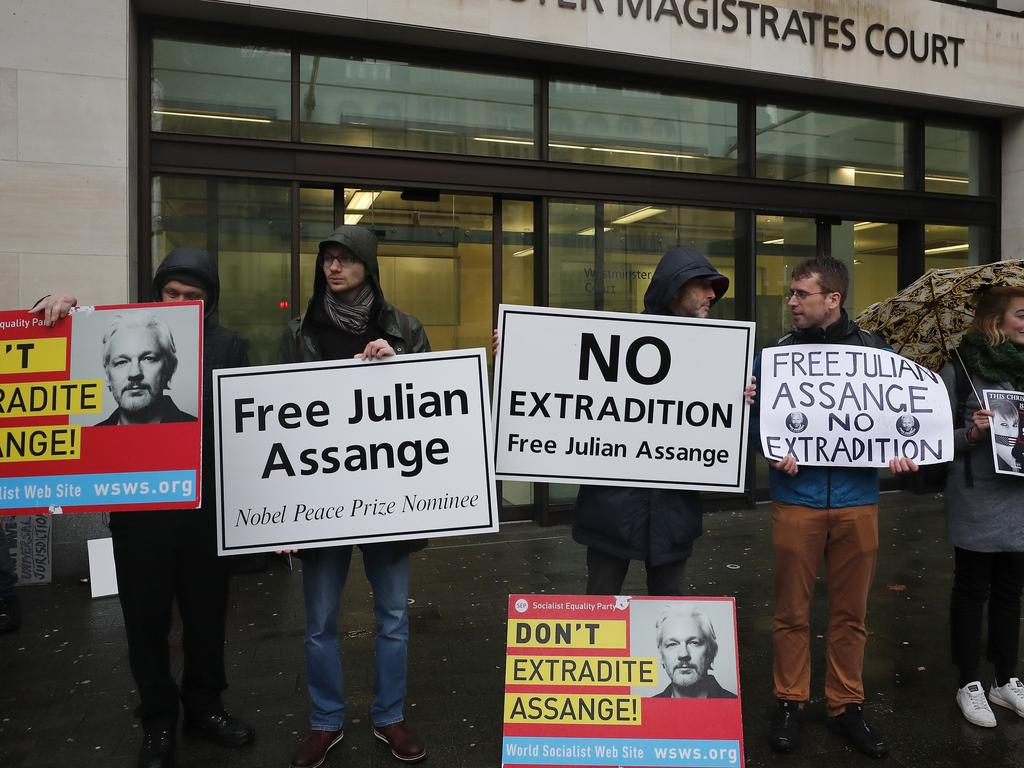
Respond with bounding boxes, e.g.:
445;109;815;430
2;491;1023;768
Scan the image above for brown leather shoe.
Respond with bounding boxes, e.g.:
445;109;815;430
372;721;426;762
290;729;344;768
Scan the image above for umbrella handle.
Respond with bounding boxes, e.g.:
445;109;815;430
952;348;983;406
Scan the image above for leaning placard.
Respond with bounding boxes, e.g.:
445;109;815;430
983;389;1024;477
0;303;203;514
502;594;743;768
493;305;754;492
214;349;499;555
759;345;953;467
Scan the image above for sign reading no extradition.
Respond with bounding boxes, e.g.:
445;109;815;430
213;350;499;556
493;305;755;493
759;345;953;467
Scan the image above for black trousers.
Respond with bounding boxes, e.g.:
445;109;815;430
585;547;689;596
950;546;1024;683
110;508;230;729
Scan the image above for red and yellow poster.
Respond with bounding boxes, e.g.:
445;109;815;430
503;595;743;768
0;302;203;514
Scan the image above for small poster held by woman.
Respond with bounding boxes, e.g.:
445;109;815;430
983;390;1024;476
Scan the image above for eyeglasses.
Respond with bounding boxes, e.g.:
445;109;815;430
323;252;359;267
787;289;828;301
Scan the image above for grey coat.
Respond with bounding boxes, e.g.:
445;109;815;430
941;362;1024;552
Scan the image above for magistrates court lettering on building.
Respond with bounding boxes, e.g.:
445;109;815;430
504;0;966;66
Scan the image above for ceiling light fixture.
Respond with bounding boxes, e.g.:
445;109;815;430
853;222;888;231
591;147;700;160
762;238;785;245
511;248;534;258
152;108;273;124
473;137;534;146
344;190;381;225
577;227;614;236
924;243;970;255
611;206;667;225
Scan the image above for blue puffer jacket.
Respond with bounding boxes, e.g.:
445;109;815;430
751;310;887;509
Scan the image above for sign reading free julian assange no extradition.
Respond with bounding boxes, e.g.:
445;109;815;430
493;305;755;493
758;345;953;468
213;350;499;556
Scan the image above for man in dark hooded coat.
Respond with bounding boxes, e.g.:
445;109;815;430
281;226;428;768
31;248;254;768
572;247;733;596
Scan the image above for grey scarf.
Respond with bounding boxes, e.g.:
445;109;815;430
322;283;374;334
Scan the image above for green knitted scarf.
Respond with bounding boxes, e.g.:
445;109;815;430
958;331;1024;391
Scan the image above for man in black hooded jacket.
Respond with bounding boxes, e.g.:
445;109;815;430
281;226;428;768
572;247;745;596
31;248;254;768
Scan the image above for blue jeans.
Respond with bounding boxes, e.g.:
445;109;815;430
302;544;410;730
0;522;16;600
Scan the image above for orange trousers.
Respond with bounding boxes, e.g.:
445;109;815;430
771;502;879;716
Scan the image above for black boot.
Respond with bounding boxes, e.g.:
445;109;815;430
183;709;255;748
769;700;804;753
138;728;174;768
828;703;888;758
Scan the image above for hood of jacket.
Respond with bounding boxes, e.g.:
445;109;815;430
643;247;729;316
308;226;384;312
152;247;221;320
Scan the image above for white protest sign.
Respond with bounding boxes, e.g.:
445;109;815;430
493;304;755;492
759;345;953;467
983;389;1024;477
213;350;499;555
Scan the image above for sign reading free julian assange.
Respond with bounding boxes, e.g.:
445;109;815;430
758;345;953;468
493;305;755;493
213;350;499;556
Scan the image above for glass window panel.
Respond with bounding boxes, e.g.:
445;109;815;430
548;201;599;310
756;106;905;190
753;214;817;492
151;175;209;258
299;187;336;313
754;215;817;352
216;182;292;365
344;189;493;352
549;81;738;175
502;200;535;306
151;176;291;365
548;201;735;316
924;224;986;271
501;200;536;512
300;55;534;158
152;39;291;140
835;221;899;318
602;204;736;318
925;125;983;196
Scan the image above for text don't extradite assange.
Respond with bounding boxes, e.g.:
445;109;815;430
231;383;471;479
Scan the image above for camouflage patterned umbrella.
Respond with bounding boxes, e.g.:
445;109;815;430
856;259;1024;372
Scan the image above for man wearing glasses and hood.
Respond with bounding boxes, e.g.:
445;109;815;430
281;226;429;768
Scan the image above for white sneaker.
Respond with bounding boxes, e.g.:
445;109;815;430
957;681;997;727
989;678;1024;717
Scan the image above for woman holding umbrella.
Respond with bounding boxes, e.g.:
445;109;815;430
945;286;1024;727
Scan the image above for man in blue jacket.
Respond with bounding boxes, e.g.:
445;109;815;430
752;257;916;758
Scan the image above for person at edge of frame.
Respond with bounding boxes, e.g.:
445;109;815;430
750;256;918;759
30;247;254;768
280;225;429;768
492;246;756;596
941;286;1024;727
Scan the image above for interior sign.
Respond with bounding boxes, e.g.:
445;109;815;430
504;0;966;67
